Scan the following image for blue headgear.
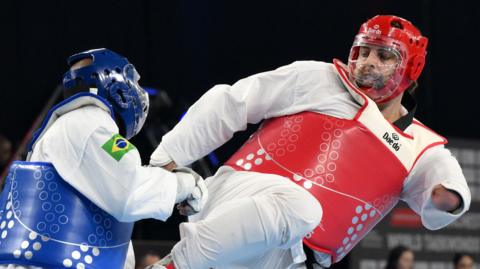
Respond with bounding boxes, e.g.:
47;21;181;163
63;48;149;139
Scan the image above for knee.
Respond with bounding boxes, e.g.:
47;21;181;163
261;184;322;246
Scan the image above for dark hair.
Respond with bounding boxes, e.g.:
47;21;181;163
453;253;473;266
391;20;404;29
385;245;412;269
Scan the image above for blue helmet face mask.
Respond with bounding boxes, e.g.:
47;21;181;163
62;48;149;139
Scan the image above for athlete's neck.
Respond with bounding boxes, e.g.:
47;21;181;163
377;93;404;123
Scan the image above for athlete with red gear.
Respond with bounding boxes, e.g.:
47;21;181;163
147;15;471;268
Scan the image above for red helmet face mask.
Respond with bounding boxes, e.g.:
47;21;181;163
347;15;428;103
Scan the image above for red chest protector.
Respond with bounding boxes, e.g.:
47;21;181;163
224;60;446;263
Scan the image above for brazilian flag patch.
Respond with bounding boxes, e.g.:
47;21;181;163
101;134;136;161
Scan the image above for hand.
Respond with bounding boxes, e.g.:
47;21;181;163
162;161;177;171
177;178;208;216
148;160;177;171
173;167;209;216
150;144;176;170
431;184;462;212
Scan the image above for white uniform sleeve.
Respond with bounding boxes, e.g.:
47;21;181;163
31;107;179;222
401;145;471;230
69;125;178;222
156;61;356;166
157;64;302;166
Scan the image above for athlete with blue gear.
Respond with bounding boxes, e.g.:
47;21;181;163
0;49;207;269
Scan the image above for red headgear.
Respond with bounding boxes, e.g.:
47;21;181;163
348;15;428;103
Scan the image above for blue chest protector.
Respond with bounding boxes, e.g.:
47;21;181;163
0;162;133;268
0;94;134;268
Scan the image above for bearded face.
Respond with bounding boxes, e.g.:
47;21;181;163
351;46;399;90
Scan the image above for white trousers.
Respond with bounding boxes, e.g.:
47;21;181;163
172;167;322;269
